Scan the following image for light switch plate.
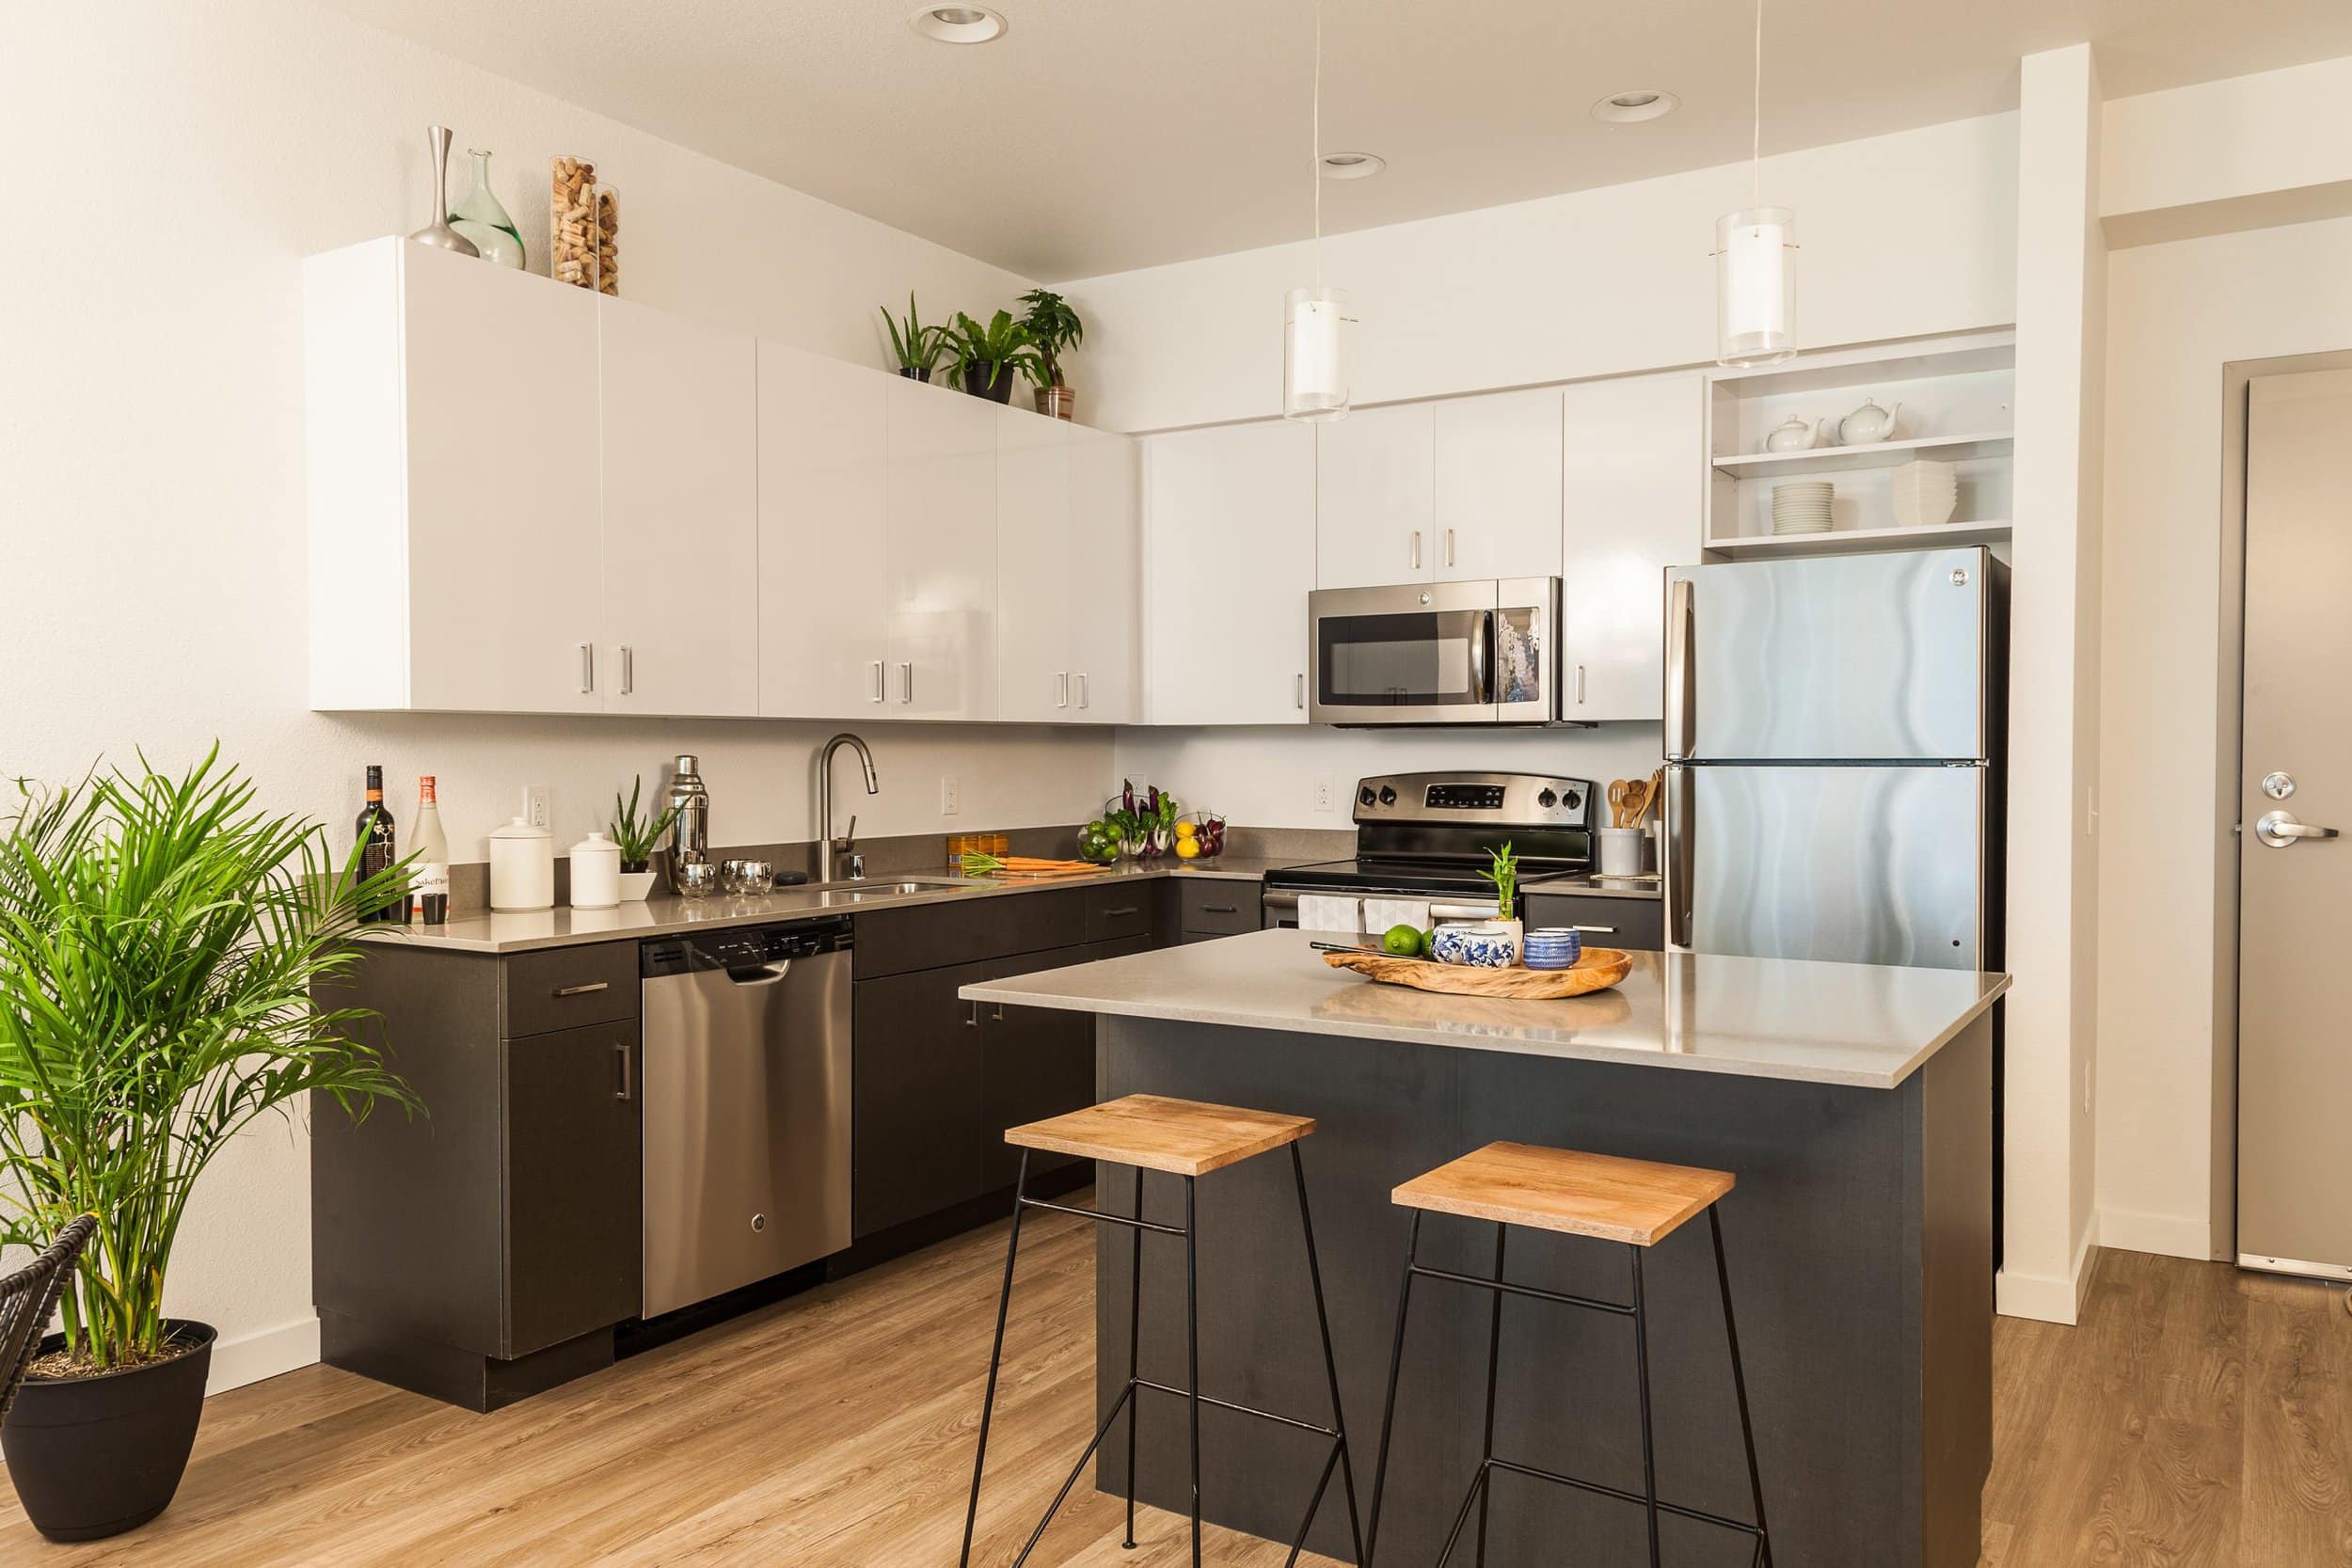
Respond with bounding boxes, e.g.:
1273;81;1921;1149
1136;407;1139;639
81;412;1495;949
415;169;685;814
940;776;960;815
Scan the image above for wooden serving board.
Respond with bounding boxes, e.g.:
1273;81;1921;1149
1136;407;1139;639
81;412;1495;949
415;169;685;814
1321;947;1634;1000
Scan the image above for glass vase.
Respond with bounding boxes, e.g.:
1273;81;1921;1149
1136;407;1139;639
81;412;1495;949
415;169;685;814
450;150;525;269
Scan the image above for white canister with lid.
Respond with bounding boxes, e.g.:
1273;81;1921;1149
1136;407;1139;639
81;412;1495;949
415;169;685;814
488;816;555;911
568;831;623;910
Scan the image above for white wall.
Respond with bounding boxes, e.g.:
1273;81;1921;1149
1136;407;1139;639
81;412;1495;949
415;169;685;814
0;0;1110;1392
1114;725;1664;832
2103;55;2352;247
1995;45;2108;1326
2095;216;2352;1260
1058;114;2020;434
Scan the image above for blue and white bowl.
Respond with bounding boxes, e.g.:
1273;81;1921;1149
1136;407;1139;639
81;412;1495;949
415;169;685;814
1430;921;1519;968
1521;927;1582;970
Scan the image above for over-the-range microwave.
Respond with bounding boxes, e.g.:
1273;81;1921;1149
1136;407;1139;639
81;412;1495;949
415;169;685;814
1307;578;1565;726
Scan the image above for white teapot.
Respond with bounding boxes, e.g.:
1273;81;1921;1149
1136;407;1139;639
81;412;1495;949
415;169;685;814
1762;416;1820;453
1836;397;1901;446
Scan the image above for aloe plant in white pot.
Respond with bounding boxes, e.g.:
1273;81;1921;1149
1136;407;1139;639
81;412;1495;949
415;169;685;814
0;748;416;1541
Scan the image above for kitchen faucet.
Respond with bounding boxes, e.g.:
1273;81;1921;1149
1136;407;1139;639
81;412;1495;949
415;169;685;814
818;733;880;882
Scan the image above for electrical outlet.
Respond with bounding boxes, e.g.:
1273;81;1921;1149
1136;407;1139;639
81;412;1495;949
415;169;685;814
1312;775;1337;813
940;775;960;816
525;784;552;831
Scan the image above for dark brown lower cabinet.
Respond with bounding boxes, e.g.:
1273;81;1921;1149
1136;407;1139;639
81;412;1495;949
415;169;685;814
981;964;1096;1190
1518;891;1665;952
503;1021;642;1354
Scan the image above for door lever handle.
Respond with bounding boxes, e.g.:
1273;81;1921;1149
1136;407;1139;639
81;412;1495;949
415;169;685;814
2256;810;2340;848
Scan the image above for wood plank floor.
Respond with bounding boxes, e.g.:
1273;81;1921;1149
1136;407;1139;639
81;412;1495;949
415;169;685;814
0;1220;2345;1565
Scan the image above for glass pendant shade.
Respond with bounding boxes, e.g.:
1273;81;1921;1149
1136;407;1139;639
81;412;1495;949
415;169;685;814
1715;206;1796;367
1283;284;1350;421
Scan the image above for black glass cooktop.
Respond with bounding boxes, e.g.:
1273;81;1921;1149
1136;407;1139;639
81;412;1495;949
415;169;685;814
1266;857;1585;898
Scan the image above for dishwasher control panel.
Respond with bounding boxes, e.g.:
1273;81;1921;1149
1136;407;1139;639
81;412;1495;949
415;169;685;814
641;914;852;977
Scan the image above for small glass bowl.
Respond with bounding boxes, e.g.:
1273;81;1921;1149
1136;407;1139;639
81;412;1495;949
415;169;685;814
721;858;775;895
674;862;722;900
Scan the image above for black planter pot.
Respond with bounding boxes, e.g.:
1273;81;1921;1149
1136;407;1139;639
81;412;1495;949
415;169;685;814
1;1321;215;1542
897;365;930;382
961;362;1015;403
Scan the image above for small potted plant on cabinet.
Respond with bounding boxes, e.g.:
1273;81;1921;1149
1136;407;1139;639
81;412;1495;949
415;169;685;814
0;748;415;1542
1018;289;1085;420
1480;841;1523;961
946;309;1043;404
881;292;947;382
610;775;677;901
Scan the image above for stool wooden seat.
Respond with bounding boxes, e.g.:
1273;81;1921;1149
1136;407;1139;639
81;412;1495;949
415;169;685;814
1006;1092;1316;1177
1391;1140;1734;1247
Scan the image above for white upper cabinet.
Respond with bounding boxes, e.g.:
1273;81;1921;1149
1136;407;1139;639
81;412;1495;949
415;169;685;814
758;342;890;719
1145;420;1316;726
1316;402;1434;588
996;409;1081;723
598;296;759;717
1560;372;1702;722
885;378;998;721
306;238;606;714
1068;427;1140;723
1435;388;1564;582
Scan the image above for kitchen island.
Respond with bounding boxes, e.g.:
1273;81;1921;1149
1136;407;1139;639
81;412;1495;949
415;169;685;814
962;929;2008;1568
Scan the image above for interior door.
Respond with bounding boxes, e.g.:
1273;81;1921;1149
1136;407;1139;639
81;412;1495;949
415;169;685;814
598;296;759;716
1667;548;1989;762
1666;763;1984;969
757;341;889;719
1316;402;1434;589
1434;387;1563;582
2238;369;2352;1279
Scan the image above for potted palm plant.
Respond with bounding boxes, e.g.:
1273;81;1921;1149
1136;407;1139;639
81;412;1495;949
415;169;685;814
0;748;415;1542
1018;289;1085;420
880;292;947;383
946;309;1044;404
610;774;677;901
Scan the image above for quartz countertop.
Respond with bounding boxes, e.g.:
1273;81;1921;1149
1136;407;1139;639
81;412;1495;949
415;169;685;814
960;927;2009;1090
358;856;1297;955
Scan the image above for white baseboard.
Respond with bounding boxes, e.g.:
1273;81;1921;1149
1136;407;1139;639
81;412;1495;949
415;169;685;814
2095;1206;2211;1262
203;1313;319;1397
1996;1215;2101;1325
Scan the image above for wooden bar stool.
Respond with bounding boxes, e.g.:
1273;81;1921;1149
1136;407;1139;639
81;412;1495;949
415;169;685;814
959;1093;1364;1568
1363;1142;1772;1568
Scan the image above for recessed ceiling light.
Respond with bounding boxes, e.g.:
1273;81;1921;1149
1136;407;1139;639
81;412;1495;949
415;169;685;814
1591;88;1680;124
910;5;1006;44
1320;151;1386;181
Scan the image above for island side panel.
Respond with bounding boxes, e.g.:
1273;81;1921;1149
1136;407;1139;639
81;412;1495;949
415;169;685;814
1915;1008;1996;1568
1094;1012;1974;1568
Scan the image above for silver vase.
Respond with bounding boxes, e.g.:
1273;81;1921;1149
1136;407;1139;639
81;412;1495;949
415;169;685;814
407;125;480;257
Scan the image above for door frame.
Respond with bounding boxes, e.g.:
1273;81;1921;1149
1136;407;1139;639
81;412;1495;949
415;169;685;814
2218;348;2352;1261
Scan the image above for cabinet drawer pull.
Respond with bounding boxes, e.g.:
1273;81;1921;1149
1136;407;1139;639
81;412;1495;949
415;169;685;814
613;1042;631;1101
1575;663;1587;705
1410;530;1422;570
552;981;611;998
869;659;885;704
1056;672;1070;709
1200;903;1238;915
1295;673;1307;709
579;642;595;694
963;1001;980;1027
1075;672;1090;709
1569;925;1616;934
619;644;634;696
1445;527;1456;567
1100;905;1140;918
898;661;914;705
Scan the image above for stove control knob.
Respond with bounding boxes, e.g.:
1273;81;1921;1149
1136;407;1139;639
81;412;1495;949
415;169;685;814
1378;785;1398;806
1564;791;1581;813
1536;788;1558;809
1358;785;1377;807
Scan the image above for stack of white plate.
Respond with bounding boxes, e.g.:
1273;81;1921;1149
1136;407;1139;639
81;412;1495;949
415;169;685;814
1890;459;1959;527
1771;481;1834;535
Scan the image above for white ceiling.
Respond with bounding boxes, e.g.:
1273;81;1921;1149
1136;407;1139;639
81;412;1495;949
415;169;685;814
322;0;2352;280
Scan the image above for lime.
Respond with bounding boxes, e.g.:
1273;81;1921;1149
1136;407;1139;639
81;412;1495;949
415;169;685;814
1382;924;1424;958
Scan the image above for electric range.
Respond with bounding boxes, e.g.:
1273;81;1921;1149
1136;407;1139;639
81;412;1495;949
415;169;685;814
1261;770;1595;927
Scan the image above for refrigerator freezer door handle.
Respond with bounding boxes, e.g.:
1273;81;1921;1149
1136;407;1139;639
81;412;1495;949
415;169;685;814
1665;577;1695;760
1664;766;1693;950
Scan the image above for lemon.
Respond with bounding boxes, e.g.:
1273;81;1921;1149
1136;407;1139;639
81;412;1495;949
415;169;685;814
1175;838;1202;859
1175;820;1198;839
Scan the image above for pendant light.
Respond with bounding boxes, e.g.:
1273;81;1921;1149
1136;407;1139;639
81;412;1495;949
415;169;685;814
1715;0;1795;368
1284;0;1350;420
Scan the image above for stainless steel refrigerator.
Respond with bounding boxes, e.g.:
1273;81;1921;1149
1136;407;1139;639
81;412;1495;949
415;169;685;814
1661;546;2007;971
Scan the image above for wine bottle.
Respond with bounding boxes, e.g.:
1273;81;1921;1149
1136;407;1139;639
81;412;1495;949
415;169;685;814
412;776;451;926
355;766;398;923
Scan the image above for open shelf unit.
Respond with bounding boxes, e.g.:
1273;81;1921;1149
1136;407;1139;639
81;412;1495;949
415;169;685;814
1702;331;2015;559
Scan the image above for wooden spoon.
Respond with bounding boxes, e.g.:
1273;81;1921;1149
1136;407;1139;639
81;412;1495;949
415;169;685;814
1638;768;1664;827
1607;780;1632;830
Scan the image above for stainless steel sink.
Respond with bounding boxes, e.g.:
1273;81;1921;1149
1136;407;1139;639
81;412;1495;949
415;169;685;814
801;875;984;895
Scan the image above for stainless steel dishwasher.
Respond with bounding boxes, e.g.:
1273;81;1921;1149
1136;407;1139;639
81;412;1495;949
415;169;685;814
639;915;852;1319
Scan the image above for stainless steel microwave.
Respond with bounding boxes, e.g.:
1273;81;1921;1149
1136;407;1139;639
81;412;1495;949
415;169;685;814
1307;578;1562;725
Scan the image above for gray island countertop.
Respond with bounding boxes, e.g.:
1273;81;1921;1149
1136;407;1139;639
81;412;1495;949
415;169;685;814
962;927;2010;1090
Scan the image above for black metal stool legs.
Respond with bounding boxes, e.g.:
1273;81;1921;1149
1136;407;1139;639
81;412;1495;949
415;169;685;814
1123;1164;1144;1551
1474;1224;1506;1567
1362;1209;1423;1566
1287;1143;1368;1568
961;1150;1033;1568
1710;1207;1773;1568
1629;1245;1662;1568
1183;1174;1203;1568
